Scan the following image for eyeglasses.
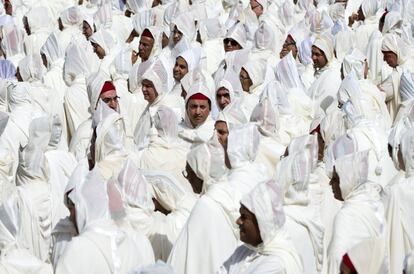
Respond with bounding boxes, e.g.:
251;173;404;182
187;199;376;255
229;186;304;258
102;96;120;104
223;38;240;47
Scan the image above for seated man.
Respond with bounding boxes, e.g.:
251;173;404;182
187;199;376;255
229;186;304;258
218;179;303;274
178;81;215;145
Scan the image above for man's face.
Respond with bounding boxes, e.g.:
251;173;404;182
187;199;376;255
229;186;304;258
172;26;183;45
216;88;231;110
82;21;93;39
184;162;203;194
280;35;297;59
138;35;154;62
92;42;105;59
382;51;398;68
357;6;365;21
100;88;119;111
4;0;13;16
173;56;188;81
240;68;253;92
250;0;264;17
312;46;328;70
223;38;242;52
329;168;344;201
187;99;210;128
236;204;263;246
215;121;229;149
142;79;159;104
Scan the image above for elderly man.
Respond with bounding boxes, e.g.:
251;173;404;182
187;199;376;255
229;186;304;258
178;81;215;145
307;35;342;117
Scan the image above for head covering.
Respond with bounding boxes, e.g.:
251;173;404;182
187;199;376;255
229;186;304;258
382;11;402;34
361;0;379;19
153;106;179;143
87;70;112;113
16;116;51;186
299;37;316;65
143;170;187;212
223;48;250;74
60;6;82;28
342;49;366;80
178;46;202;72
275;52;306;90
40;31;64;69
117;159;154;210
254;21;275;51
186;133;227;192
313;34;334;64
132;10;154;35
334;149;370;199
68;166;109;233
1;24;25;61
227;123;260;168
17;54;46;82
215;70;243;103
288;20;309;48
250;95;279;137
25;6;53;34
141;58;169;99
241;179;285;245
216;100;248;130
63;38;99;86
127;0;152;13
309;10;334;34
140;26;163;60
225;22;248;49
381;33;407;65
399;72;414;101
171;11;196;41
0;60;16;80
90;28;117;53
242;58;266;92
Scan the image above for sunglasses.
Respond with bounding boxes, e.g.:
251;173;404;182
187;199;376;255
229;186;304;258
223;38;240;47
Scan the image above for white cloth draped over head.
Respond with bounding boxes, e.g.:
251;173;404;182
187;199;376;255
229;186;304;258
382;11;402;34
63;37;99;86
227;123;260;169
177;46;202;72
242;58;266;93
361;0;379;19
0;59;16;80
40;31;65;70
0;190;53;273
17;54;46;83
216;70;244;104
239;179;303;273
288;20;309;50
186;133;228;193
313;34;334;64
1;24;25;65
60;6;82;28
134;59;169;148
217;100;248;130
93;100;128;180
89;28;118;57
170;11;196;42
16;116;51;186
87;70;112;113
308;10;334;34
299;37;315;66
385;128;414;274
24;6;53;34
381;33;410;66
132;10;154;35
250;94;279;137
342;48;366;80
225;22;248;49
254;21;275;51
141;26;164;61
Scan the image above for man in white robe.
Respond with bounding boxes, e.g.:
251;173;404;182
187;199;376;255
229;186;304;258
218;180;303;274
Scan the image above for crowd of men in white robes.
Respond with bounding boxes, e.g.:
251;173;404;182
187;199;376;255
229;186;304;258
0;0;414;273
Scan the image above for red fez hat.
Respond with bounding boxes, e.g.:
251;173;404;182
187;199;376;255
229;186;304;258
101;81;116;94
188;92;209;101
342;254;357;273
141;29;154;39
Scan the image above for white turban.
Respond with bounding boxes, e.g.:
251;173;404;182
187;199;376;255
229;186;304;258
313;34;334;64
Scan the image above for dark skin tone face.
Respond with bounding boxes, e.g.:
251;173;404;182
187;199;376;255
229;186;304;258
280;35;297;59
311;131;325;161
172;26;183;45
240;68;253;92
397;144;405;171
216;88;231;110
236;204;263;246
173;56;188;81
162;33;169;48
138;35;154;62
15;67;23;82
311;46;328;70
82;21;94;39
126;29;138;43
91;42;106;59
215;121;232;168
183;162;203;194
4;0;12;16
329;168;344;201
223;38;242;52
382;51;398;68
41;53;48;68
